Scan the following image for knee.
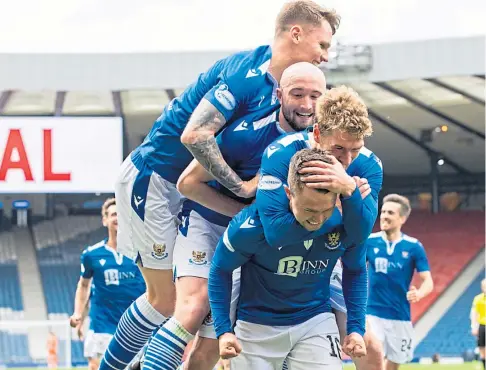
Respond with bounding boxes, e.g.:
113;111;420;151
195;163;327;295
176;291;210;331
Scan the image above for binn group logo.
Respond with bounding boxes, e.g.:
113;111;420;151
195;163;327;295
0;117;123;193
276;256;330;278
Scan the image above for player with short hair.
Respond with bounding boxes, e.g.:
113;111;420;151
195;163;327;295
255;85;384;369
209;148;368;369
153;62;327;370
471;279;486;369
100;2;341;369
69;198;146;370
366;194;434;370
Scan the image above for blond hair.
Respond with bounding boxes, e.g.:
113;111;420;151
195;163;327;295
101;197;116;217
383;194;411;218
276;0;341;35
315;85;373;139
288;148;333;193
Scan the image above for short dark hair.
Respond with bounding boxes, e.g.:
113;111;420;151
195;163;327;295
288;148;333;193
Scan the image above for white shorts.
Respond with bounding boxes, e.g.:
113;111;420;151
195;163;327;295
173;210;240;339
330;262;346;313
116;152;184;270
83;330;113;359
367;315;414;364
173;210;227;279
231;312;342;370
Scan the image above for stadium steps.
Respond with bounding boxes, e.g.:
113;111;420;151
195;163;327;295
14;227;50;361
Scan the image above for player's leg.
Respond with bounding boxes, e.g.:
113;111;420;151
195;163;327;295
144;211;225;370
383;319;414;370
478;324;485;369
100;156;180;370
330;267;384;370
83;330;99;370
286;312;342;370
184;267;242;370
230;320;289;370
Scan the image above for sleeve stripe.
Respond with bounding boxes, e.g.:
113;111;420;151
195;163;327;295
223;230;235;252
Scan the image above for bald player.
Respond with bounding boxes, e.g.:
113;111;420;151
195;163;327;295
152;62;327;370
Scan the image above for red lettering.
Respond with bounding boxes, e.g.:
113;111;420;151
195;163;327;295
0;129;33;181
43;129;71;181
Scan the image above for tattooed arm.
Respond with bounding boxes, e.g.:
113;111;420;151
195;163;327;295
181;98;256;198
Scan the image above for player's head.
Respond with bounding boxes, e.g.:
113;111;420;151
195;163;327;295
313;85;373;169
481;279;486;294
275;0;340;65
101;197;118;233
380;194;411;233
277;62;327;131
285;148;337;231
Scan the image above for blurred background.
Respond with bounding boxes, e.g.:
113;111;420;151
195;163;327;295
0;0;484;368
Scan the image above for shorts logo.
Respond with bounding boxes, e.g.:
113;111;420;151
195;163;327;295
189;251;208;265
152;243;168;260
325;232;341;250
258;175;282;190
214;84;236;111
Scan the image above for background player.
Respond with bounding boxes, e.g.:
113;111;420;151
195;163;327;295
209;148;368;369
366;194;434;370
69;198;146;370
152;62;327;370
471;279;486;369
101;2;341;368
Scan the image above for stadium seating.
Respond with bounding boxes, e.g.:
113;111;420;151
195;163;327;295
0;231;29;366
404;211;485;322
415;270;484;358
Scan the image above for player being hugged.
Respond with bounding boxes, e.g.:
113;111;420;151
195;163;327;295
69;198;146;370
209;148;368;370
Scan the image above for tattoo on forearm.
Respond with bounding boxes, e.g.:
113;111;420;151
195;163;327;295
184;100;243;195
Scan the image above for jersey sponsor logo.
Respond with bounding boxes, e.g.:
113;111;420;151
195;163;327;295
276;256;330;277
189;251;208;266
152;243;168;260
214;84;236;111
324;232;341;250
104;269;138;286
304;239;313;250
240;217;256;229
374;257;404;274
258;175;282;190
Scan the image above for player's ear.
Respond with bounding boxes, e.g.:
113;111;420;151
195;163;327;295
313;123;320;142
290;25;303;44
102;216;108;227
284;185;292;201
276;87;283;103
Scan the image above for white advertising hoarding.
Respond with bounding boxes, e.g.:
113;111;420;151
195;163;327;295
0;117;123;193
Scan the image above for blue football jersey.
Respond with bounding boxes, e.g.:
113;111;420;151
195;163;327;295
256;130;383;247
182;110;286;227
80;240;146;334
208;204;368;338
366;232;430;321
133;45;279;184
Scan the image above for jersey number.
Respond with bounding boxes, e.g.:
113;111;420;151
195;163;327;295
401;339;412;352
327;335;342;359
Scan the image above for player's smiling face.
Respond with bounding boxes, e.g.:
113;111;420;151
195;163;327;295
285;185;336;231
292;20;333;66
279;75;325;131
103;204;118;233
316;129;364;169
380;202;405;232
